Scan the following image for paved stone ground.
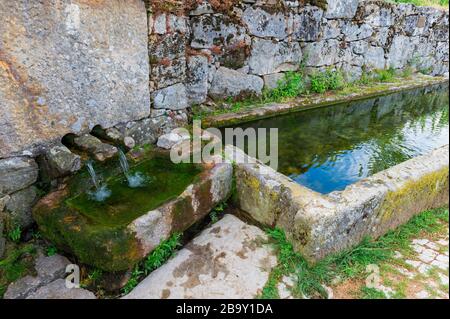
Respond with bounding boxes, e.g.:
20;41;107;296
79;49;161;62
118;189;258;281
331;229;449;299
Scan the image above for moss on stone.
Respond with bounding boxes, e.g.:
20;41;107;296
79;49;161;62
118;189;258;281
32;153;203;272
377;167;449;232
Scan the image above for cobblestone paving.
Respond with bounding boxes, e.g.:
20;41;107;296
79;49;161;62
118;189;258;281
331;229;449;299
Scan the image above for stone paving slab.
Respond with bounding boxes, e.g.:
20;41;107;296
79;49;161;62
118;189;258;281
123;214;277;299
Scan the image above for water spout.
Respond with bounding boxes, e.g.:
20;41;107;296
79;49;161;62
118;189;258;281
86;162;111;201
118;149;146;188
87;162;100;189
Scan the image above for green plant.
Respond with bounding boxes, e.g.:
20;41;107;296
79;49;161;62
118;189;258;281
261;207;449;299
31;230;42;240
389;0;448;8
209;202;227;224
8;225;22;243
88;269;103;282
360;287;387;299
401;66;413;78
271;71;305;99
0;244;37;298
310;72;328;93
262;228;329;299
210;211;219;224
46;245;58;257
418;66;433;75
374;67;396;82
144;232;182;274
121;267;144;295
121;232;182;294
310;68;344;93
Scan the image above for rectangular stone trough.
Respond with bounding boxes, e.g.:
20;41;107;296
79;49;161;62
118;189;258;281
32;151;232;272
226;144;449;262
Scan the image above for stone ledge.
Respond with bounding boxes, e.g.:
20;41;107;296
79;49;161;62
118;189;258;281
203;75;449;128
33;155;233;272
229;144;449;263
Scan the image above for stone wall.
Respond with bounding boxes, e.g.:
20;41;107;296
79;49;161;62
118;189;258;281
0;0;448;159
0;0;150;159
0;0;448;244
148;0;449;110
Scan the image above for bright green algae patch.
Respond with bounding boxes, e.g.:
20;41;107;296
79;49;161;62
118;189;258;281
66;156;201;227
33;153;202;271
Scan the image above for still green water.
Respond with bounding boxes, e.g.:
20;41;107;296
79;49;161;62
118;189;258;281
224;84;449;194
66;154;201;227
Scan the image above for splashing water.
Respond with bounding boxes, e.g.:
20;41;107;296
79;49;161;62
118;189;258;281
86;162;111;201
86;162;99;189
118;149;147;188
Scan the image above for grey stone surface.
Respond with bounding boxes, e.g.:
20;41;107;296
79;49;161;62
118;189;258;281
152;83;189;110
325;0;359;19
248;38;302;75
5;186;38;229
45;145;81;178
0;0;150;158
365;46;386;70
73;134;118;162
151;57;187;90
157;132;190;150
190;14;249;49
342;22;373;41
363;3;395;27
104;128;124;144
0;157;38;195
4;253;71;299
387;35;414;69
264;73;286;90
27;279;96;299
243;7;287;39
35;255;71;283
209;67;264;100
0;195;8;212
123;214;277;299
303;40;340;66
186;55;209;105
230;143;449;262
4;275;45;299
125;118;163;146
292;6;324;41
150;33;186;61
124;136;136;150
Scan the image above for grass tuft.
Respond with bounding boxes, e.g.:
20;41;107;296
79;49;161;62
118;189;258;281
121;232;182;295
262;207;449;299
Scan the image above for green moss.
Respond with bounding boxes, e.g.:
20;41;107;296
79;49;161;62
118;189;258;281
66;156;201;227
0;244;37;298
379;168;449;224
33;153;203;272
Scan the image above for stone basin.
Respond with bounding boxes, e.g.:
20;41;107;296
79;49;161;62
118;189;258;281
33;151;232;272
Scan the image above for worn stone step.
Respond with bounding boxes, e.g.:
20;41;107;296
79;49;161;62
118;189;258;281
123;214;277;299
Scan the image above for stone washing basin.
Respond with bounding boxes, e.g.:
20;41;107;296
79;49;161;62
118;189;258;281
33;150;232;272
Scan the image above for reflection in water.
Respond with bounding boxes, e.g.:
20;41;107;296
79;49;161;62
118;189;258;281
224;84;449;194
